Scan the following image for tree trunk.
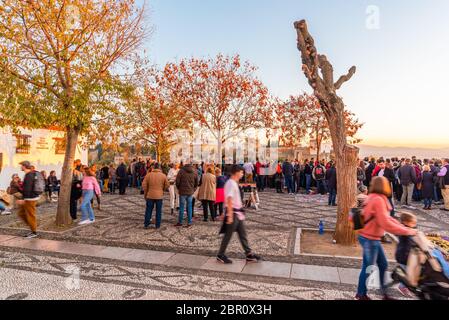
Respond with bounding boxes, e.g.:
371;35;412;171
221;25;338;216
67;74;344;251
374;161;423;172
216;129;222;165
294;19;359;245
56;127;79;226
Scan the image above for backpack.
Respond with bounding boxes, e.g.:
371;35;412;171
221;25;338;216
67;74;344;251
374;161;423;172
32;171;45;195
315;167;325;180
350;207;375;231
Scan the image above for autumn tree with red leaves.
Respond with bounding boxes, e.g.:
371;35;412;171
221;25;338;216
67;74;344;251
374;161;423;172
157;54;271;163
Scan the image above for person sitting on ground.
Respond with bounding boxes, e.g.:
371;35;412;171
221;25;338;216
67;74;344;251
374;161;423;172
8;174;23;208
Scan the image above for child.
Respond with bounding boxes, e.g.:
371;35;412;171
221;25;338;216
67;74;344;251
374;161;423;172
395;211;418;297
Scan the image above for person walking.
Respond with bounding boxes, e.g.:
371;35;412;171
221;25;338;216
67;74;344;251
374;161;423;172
79;166;101;225
142;163;169;229
175;161;198;227
167;163;180;215
325;162;337;206
304;159;313;194
70;161;83;220
198;167;217;222
398;159;417;209
216;165;261;264
116;162;128;195
47;171;59;202
355;176;417;300
438;159;449;212
16;161;43;238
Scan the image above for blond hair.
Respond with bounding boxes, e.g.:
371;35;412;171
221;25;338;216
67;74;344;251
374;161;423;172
422;165;430;172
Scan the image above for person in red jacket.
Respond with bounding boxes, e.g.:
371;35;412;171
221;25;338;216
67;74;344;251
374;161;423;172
355;176;417;301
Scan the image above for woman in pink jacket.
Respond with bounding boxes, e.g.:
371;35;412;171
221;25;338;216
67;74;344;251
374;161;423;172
356;176;417;300
79;166;101;225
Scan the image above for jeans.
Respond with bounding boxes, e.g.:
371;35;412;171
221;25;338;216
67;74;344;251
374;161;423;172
424;198;433;208
401;184;415;206
137;177;142;190
128;175;133;187
328;188;337;205
145;199;163;228
179;195;193;225
118;178;127;195
434;185;440;202
80;190;95;221
305;174;312;194
316;180;326;195
256;175;265;191
285;175;294;193
357;236;388;296
218;218;252;256
202;200;216;221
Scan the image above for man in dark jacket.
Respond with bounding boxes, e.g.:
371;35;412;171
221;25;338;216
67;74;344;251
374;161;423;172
304;159;313;194
17;161;40;238
175;162;198;227
398;159;417;208
116;162;128;195
325;162;337;206
282;160;294;194
364;158;376;187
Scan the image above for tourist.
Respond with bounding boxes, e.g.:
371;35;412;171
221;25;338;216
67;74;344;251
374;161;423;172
255;158;264;192
136;160;147;192
167;163;180;215
274;161;283;193
312;161;326;195
282;159;294;195
216;165;261;264
175;160;198;227
325;162;337;206
412;161;423;202
430;160;441;204
142;163;169;229
304;159;313;194
355;176;417;300
293;160;301;193
364;158;376;187
100;164;110;193
357;160;366;187
198;166;217;222
16;161;42;238
215;168;227;217
243;161;254;183
79;166;101;225
398;159;417;209
7;174;23;208
373;160;396;216
116;161;128;195
108;164;117;194
437;158;449;212
127;163;133;188
47;171;59;202
70;161;83;220
356;185;368;208
421;165;434;210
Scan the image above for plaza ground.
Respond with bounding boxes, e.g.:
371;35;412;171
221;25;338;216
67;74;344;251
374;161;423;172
1;189;448;300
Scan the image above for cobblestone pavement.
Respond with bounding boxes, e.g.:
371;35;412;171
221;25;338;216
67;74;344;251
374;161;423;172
0;248;386;300
1;189;448;261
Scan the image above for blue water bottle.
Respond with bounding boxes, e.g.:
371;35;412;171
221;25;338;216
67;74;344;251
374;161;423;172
319;220;324;235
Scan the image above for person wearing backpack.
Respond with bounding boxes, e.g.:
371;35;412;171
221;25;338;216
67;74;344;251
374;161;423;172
312;162;326;195
354;176;417;300
17;161;43;238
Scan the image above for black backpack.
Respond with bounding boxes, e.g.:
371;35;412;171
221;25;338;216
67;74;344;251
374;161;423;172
350;208;375;231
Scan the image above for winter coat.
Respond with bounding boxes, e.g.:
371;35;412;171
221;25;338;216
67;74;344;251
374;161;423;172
142;169;169;200
116;164;127;180
197;173;216;201
398;164;417;186
175;164;198;196
421;171;434;199
282;162;294;177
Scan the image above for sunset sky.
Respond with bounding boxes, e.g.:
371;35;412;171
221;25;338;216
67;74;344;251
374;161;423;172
139;0;449;149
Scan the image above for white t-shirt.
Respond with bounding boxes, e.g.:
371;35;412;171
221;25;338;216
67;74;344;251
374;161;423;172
243;163;254;175
224;179;244;220
378;169;385;177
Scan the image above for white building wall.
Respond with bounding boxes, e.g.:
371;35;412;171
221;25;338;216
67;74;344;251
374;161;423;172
0;127;87;190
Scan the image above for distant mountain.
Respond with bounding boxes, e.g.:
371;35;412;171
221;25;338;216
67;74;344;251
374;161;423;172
356;144;449;159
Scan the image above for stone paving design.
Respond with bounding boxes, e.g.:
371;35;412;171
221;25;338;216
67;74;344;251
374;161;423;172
0;249;381;300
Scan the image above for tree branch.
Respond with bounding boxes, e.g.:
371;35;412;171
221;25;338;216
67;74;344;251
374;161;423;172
334;66;356;90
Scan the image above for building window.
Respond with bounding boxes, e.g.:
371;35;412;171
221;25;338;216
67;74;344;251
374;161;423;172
15;135;31;154
53;138;66;155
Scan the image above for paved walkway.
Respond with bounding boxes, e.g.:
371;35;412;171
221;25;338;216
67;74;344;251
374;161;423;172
0;234;375;286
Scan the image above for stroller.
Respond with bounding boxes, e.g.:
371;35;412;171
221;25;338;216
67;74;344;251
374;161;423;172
388;232;449;300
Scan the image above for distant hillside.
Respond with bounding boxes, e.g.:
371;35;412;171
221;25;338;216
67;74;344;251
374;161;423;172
356;144;449;159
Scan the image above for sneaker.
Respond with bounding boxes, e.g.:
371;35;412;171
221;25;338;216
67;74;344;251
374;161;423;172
217;255;233;264
174;223;183;227
398;285;413;297
246;253;262;262
355;294;371;300
25;232;38;239
78;219;90;225
407;205;417;210
1;209;12;215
